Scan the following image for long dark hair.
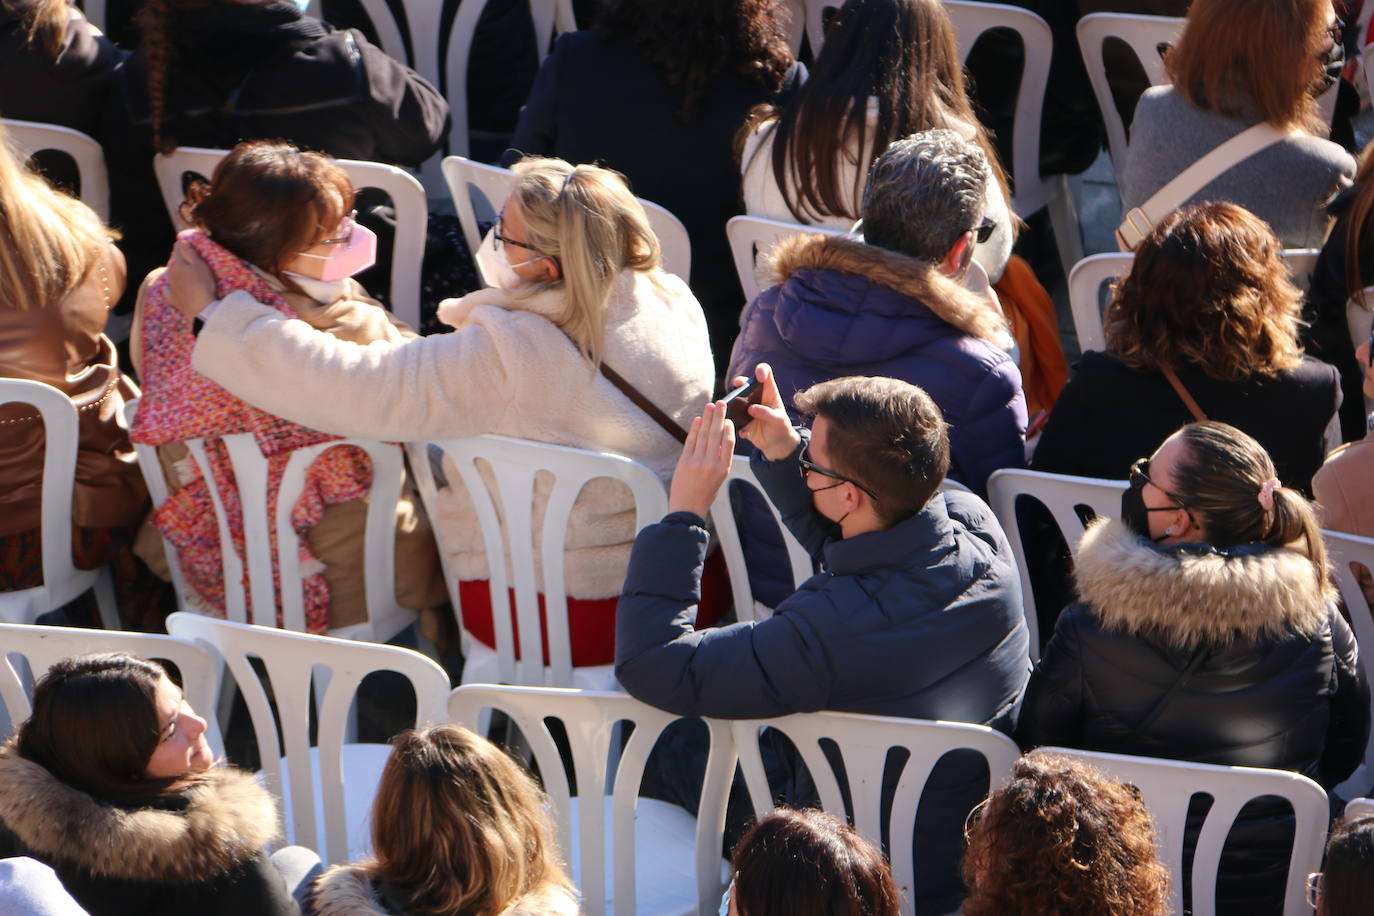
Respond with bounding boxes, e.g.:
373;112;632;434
1321;815;1374;916
741;0;1010;224
16;654;186;803
597;0;794;123
1343;148;1374;310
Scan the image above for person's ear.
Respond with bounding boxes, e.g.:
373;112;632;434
543;256;561;282
1172;506;1199;541
941;232;973;276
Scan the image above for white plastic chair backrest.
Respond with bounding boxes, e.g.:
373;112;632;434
122;398;194;617
1344;796;1374;819
3;119;110;221
407;435;667;687
731;711;1020;915
166;612;450;864
152;146;427;329
945;1;1055;216
1069;249;1322;353
726;215;845;303
441;156;691;284
709;455;815;623
1075;14;1184;168
1322;529;1374;782
0;380;94;624
1029;747;1329;916
449;684;734;916
986;469;1127;659
0;622;224;756
445;0;577;160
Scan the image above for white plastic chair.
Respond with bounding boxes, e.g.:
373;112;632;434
986;468;1128;659
1344;796;1374;819
445;0;577;160
1075;14;1185;170
441;156;692;284
731;711;1021;916
449;684;734;916
3;119;110;221
406;435;667;689
0;380;118;629
1029;746;1329;916
0;621;223;756
151;146;427;330
946;1;1084;275
122;399;415;644
1069;249;1322;353
726;214;845;303
709;455;815;623
166;612;450;865
1323;529;1374;797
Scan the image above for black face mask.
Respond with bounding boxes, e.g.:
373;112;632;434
1314;35;1345;95
1121;481;1167;543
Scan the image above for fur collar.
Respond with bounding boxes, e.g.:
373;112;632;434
310;865;580;916
0;743;279;883
1073;519;1334;648
766;233;1008;344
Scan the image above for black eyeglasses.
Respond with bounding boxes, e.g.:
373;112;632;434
492;215;542;254
973;218;996;244
1326;17;1345;46
1129;457;1187;510
315;210;359;247
800;445;880;501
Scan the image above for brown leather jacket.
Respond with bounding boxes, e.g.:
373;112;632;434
0;245;147;537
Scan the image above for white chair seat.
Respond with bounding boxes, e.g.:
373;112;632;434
566;796;729;916
276;744;393;862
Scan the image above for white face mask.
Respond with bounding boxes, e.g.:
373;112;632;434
474;230;543;290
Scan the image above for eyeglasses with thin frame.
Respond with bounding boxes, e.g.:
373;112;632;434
1325;17;1345;48
492;215;543;255
1129;457;1188;511
799;444;880;502
1306;871;1323;909
315;210;359;247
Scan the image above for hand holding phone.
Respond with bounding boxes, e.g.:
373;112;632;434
721;377;763;428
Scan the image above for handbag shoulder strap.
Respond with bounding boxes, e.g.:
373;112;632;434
599;362;689;443
1160;366;1209;422
1117;121;1302;250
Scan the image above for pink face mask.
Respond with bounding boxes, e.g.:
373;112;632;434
287;216;377;282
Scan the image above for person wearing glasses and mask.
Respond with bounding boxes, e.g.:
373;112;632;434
616;367;1029;916
131;140;445;636
1017;420;1368;916
159;154;713;670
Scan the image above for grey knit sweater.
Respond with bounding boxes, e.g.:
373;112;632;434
1120;85;1355;248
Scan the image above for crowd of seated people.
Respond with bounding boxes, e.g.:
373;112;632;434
7;0;1374;912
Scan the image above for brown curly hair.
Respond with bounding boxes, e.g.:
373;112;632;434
961;754;1170;916
596;0;794;123
1104;201;1304;383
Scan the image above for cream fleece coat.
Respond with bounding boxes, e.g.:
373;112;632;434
310;864;579;916
192;268;714;599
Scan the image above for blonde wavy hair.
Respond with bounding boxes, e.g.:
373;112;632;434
0;121;114;311
1104;201;1304;382
367;724;574;915
506;156;661;367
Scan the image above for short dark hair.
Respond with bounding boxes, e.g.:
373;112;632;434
16;653;181;803
794;376;950;527
731;808;899;916
861;128;989;262
181;140;355;277
1321;815;1374;915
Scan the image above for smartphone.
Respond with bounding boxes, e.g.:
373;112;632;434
722;378;763;428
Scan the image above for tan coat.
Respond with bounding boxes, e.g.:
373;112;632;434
310;864;579;916
0;244;147;536
1314;431;1374;538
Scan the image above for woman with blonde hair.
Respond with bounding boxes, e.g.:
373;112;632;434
1019;422;1368;914
1120;0;1354;248
961;754;1170;916
161;154;715;670
309;724;577;916
0;121;155;625
1034;201;1339;494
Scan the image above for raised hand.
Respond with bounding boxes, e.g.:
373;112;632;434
736;362;800;461
667;400;736;519
165;238;218;323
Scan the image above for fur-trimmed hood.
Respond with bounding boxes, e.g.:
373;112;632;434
766;233;1009;344
1074;519;1335;648
310;864;580;916
0;742;280;884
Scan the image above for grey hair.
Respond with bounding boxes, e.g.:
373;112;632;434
860;128;989;263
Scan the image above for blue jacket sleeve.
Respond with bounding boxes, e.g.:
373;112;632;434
948;358;1026;494
615;511;834;718
502;32;563;165
749;429;832;559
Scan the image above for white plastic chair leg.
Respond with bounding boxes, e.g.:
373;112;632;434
1047;175;1085;279
93;567;120;630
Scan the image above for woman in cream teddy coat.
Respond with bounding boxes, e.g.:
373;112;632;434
163;156;715;671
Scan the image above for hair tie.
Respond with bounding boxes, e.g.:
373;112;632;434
1258;478;1280;512
561;167;577;192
